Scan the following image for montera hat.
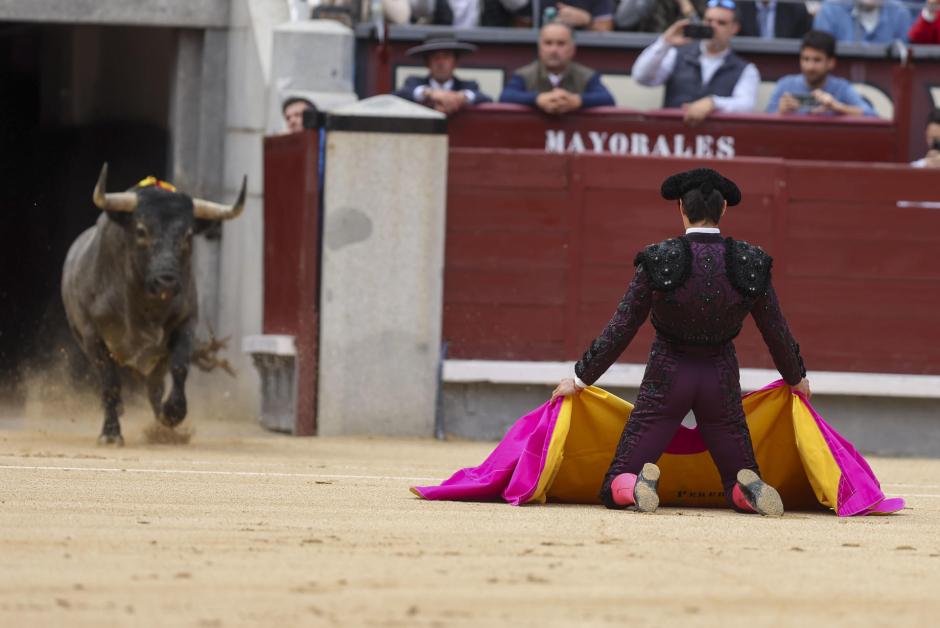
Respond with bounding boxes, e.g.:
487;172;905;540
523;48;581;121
406;35;478;57
660;168;741;206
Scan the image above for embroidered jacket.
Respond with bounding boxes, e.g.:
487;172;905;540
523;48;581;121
575;232;806;386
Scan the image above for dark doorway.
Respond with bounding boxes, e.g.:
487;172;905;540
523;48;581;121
0;23;175;404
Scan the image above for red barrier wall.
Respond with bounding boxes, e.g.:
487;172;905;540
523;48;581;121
448;104;901;162
262;130;320;435
444;149;940;375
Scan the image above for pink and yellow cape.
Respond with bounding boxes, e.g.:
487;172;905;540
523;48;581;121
412;381;904;516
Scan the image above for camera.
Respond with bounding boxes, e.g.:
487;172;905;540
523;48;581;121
683;23;714;39
792;93;818;107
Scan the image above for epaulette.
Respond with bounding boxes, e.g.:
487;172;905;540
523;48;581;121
725;237;773;298
634;237;692;291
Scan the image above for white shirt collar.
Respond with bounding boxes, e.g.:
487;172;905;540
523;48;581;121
548;73;562;87
685;227;721;234
429;78;455;90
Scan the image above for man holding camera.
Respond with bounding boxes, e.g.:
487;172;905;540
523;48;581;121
631;0;759;126
766;30;873;117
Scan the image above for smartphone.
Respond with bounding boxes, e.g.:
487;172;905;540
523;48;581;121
792;93;818;107
683;23;714;39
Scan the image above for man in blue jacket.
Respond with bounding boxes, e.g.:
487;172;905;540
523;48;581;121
766;30;875;116
499;21;615;114
813;0;913;43
394;35;492;115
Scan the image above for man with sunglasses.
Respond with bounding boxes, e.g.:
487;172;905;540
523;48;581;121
631;0;759;126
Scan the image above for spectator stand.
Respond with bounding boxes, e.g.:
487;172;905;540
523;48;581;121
355;23;940;160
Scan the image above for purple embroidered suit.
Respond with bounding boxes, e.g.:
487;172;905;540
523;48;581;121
574;232;806;507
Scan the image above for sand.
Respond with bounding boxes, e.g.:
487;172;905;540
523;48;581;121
0;411;938;627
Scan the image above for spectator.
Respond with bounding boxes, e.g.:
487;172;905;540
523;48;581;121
736;0;814;39
766;30;874;116
499;22;615;113
408;0;529;26
616;0;707;33
282;97;315;134
813;0;912;44
539;0;614;30
909;0;940;42
631;0;760;126
911;108;940;167
394;35;493;115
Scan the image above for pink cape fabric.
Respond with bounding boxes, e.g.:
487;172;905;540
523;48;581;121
412;380;903;516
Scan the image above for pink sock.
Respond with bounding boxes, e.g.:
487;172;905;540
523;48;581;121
732;484;756;513
611;473;638;506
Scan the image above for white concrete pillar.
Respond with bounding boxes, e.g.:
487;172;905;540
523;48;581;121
318;96;448;436
268;19;358;134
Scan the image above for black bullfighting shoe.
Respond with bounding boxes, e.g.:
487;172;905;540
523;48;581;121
610;463;661;513
733;469;784;517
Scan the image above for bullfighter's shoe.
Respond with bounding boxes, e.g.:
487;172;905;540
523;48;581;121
733;468;784;517
611;463;661;513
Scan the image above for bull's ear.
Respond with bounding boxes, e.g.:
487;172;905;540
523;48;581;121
104;210;133;227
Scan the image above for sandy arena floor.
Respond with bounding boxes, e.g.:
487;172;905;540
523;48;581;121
1;408;938;628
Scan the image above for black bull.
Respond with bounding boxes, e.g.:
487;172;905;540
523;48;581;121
61;164;246;445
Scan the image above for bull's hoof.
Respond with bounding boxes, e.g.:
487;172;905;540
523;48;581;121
161;397;187;427
97;433;124;446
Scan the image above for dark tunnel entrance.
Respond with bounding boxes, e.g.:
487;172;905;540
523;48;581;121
0;22;175;405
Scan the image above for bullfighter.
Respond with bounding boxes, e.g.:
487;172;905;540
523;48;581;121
552;167;810;516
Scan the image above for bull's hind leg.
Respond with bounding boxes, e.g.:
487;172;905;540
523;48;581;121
93;341;124;446
161;326;193;427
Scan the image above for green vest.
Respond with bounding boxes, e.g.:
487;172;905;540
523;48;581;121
515;60;595;95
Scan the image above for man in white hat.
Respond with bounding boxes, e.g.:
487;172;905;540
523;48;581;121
394;35;492;115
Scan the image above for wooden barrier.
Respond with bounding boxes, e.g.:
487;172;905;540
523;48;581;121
261;130;320;435
447;104;900;162
444;149;940;375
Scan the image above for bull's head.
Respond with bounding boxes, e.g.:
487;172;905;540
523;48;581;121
92;163;247;300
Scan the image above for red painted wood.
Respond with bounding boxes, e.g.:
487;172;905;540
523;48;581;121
443;149;940;375
446;105;897;162
262;131;320;435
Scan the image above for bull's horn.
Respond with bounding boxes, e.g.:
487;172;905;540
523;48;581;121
92;163;138;212
191;176;247;221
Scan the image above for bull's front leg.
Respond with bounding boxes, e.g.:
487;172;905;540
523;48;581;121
93;340;124;446
161;326;192;427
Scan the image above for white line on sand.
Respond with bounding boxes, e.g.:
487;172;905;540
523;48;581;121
1;465;938;498
0;464;440;483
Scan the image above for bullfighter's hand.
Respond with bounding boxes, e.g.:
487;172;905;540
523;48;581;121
556;3;592;28
551;378;583;402
791;377;811;400
682;96;715;126
664;18;693;48
777;93;800;114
